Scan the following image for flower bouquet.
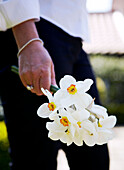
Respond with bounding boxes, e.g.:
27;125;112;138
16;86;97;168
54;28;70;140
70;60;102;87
37;75;117;146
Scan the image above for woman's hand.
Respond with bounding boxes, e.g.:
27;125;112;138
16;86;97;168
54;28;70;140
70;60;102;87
12;20;56;95
18;41;56;95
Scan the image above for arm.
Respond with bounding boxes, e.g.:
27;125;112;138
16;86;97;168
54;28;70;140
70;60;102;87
0;0;56;95
12;20;56;95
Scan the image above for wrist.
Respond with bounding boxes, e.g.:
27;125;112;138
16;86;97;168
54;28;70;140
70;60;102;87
12;19;39;49
17;38;44;58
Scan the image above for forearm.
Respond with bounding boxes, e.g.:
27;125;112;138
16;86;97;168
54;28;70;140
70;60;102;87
12;19;39;49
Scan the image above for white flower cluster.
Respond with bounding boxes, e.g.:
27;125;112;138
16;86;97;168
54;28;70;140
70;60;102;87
37;75;117;146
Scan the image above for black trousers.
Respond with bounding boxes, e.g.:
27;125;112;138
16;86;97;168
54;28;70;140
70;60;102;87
0;18;109;170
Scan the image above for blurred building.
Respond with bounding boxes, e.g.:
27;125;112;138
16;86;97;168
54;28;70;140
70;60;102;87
84;0;124;54
112;0;124;14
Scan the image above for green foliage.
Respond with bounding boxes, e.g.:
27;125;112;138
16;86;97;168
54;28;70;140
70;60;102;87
0;145;11;170
90;55;124;82
90;55;124;124
106;103;124;124
0;121;11;170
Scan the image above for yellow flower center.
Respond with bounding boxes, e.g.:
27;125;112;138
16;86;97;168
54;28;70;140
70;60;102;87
98;121;102;127
67;84;77;95
90;133;94;136
60;116;70;127
48;102;56;111
65;129;70;134
77;121;82;128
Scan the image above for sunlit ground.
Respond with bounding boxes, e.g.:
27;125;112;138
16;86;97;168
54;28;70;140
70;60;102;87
108;126;124;170
0;121;124;170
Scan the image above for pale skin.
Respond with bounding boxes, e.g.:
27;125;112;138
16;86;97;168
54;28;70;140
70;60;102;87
12;19;56;96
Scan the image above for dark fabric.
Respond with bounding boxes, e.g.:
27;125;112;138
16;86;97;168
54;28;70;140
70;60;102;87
0;18;109;170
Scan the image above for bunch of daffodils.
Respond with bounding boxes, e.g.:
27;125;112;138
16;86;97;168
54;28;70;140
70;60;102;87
37;75;117;146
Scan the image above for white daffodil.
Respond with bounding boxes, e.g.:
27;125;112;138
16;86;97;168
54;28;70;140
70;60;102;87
59;107;90;146
71;109;90;130
97;128;114;145
82;120;98;146
37;88;62;120
59;75;93;109
87;99;108;119
46;111;75;146
58;108;77;137
98;116;117;129
96;116;117;145
59;75;93;94
47;121;73;145
73;130;84;146
68;109;91;146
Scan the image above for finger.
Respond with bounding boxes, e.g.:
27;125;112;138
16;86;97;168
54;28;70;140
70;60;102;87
19;72;27;87
40;70;51;91
20;71;35;93
51;62;57;86
33;75;43;96
31;68;44;95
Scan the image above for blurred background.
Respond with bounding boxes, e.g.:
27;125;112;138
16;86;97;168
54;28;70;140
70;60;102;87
0;0;124;169
84;0;124;124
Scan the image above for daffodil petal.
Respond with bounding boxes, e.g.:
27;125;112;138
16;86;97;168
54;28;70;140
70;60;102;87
97;129;114;145
83;130;97;146
77;79;93;93
49;110;58;120
41;88;53;102
87;104;108;119
69;125;75;137
59;75;76;89
67;141;73;146
82;120;98;146
73;131;83;146
82;120;97;140
75;93;93;110
37;103;51;118
72;109;90;122
46;121;66;132
48;131;62;141
54;89;67;106
60;133;73;146
100;116;117;129
60;94;76;108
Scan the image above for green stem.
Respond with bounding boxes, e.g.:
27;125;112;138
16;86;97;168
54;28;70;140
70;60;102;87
11;65;19;75
50;85;59;93
11;65;59;93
